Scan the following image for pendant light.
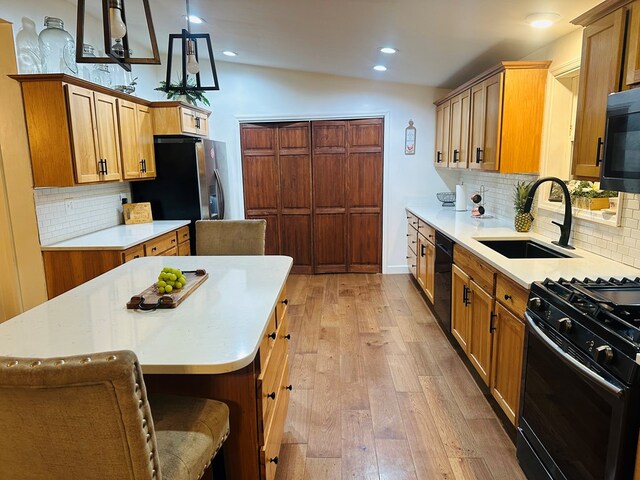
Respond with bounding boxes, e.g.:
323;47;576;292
164;0;220;92
76;0;160;72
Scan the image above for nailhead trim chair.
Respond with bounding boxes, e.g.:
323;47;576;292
195;219;266;256
0;351;229;480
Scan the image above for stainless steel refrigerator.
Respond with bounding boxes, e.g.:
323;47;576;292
131;136;225;252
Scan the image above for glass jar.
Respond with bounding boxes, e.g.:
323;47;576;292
94;64;112;87
38;17;77;75
80;44;97;82
16;17;42;73
111;49;134;93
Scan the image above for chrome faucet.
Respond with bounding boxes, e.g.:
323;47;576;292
523;176;574;250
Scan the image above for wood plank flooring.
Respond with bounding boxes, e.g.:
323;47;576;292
275;274;526;480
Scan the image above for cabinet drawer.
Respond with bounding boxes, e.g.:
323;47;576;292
122;244;144;263
178;241;191;256
407;245;417;278
276;286;288;328
258;312;278;373
144;231;178;256
453;244;496;294
496;273;528;317
407;225;418;254
259;315;288;440
163;246;178;256
177;226;190;244
406;212;419;230
417;220;435;244
261;354;290;480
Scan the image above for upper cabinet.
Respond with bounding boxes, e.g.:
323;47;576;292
118;100;156;180
434;61;550;174
571;0;636;180
151;103;210;138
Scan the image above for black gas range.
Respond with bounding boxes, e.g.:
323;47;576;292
518;277;640;480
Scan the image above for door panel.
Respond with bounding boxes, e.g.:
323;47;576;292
313;122;347;151
469;83;485;170
314;214;347;272
349;213;380;272
348;152;382;208
281;215;313;273
94;92;121;181
467;280;493;386
242;155;279;211
248;214;279;255
481;73;503;172
451;264;470;351
66;85;100;183
137;105;156;177
241;125;277;152
279;124;309;151
118;100;140;179
349;120;383;151
313;154;346;208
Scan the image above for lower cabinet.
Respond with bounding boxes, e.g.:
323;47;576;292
417;231;435;302
406;212;435;302
42;225;190;298
451;264;471;350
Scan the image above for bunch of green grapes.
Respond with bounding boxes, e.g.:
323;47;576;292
156;267;188;294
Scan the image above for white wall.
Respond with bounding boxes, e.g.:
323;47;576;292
207;62;457;273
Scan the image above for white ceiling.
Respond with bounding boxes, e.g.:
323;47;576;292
144;0;601;87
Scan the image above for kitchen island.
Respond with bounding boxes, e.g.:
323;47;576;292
0;255;293;480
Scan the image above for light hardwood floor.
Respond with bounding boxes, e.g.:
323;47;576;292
274;273;526;480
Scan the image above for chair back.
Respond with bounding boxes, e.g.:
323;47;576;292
0;351;160;480
196;219;266;255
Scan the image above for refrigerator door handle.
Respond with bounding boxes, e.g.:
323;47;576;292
214;169;225;220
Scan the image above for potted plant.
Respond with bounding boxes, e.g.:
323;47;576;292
513;180;533;232
568;180;618;210
155;79;210;107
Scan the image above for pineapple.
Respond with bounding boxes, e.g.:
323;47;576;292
513;181;533;232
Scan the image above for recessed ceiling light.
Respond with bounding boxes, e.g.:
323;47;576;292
380;47;397;54
373;65;387;72
222;50;238;57
526;13;560;28
187;15;205;24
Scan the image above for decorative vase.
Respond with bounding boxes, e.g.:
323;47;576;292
514;212;533;232
15;17;42;73
38;16;77;75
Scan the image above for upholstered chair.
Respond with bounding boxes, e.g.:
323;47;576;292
0;350;229;480
195;219;266;256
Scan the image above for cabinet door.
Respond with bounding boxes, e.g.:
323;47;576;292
195;112;209;137
467;280;493;386
425;240;435;303
180;107;198;134
118;99;142;179
469;82;485;170
435;103;445;166
94;92;122;181
137;105;156;177
573;9;625;179
626;1;640;86
417;233;428;293
490;302;525;425
480;73;503;172
451;264;470;351
66;85;100;183
449;90;470;168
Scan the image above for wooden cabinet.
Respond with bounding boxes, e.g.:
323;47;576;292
467;279;493;385
434;100;450;167
449;90;471;168
416;220;435;302
177;226;191;256
151;102;211;138
42;225;190;298
118;100;156;179
406;212;418;278
434;61;549;174
572;7;626;179
626;1;640;86
451;264;470;351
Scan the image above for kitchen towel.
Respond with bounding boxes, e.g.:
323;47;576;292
455;183;467;211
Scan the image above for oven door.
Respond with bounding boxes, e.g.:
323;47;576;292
518;313;634;480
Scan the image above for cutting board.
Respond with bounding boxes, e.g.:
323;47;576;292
123;202;153;224
127;269;208;310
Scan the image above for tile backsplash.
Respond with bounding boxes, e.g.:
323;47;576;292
460;171;640;270
34;182;131;245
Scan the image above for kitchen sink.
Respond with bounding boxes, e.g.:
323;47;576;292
477;239;574;259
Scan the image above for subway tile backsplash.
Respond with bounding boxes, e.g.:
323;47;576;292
34;183;131;246
461;171;640;270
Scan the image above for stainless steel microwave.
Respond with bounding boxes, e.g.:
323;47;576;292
601;87;640;193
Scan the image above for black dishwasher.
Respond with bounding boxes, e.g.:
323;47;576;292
433;231;454;332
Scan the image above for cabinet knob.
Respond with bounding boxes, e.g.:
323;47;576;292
268;332;276;340
285;385;293;391
267;392;276;400
475;147;483;163
504;294;512;300
284;334;291;340
269;456;279;464
151;247;157;252
282;299;289;306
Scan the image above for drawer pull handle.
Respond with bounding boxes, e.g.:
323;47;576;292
267;392;276;400
269;456;279;464
268;332;276;340
152;247;157;252
285;385;293;391
284;334;291;340
134;255;140;259
282;299;289;306
171;239;176;243
504;294;512;300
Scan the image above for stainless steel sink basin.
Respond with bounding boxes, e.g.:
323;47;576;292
477;239;573;259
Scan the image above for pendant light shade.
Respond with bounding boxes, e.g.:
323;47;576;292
165;29;220;92
76;0;160;72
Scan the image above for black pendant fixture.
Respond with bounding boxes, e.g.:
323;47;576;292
76;0;160;72
164;0;220;92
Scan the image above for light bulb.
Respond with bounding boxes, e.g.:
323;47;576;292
109;2;127;40
186;40;200;74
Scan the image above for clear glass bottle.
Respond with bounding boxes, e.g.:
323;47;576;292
15;17;42;73
38;16;78;75
111;48;134;93
80;44;97;82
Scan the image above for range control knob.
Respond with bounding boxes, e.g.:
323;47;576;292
557;317;573;333
594;345;614;364
528;297;544;312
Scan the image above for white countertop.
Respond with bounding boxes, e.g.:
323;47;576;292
0;256;293;374
41;220;191;251
407;206;640;288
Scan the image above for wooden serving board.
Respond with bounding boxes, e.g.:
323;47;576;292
127;269;208;310
123;202;153;224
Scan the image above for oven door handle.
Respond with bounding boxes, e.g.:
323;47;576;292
525;313;624;398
